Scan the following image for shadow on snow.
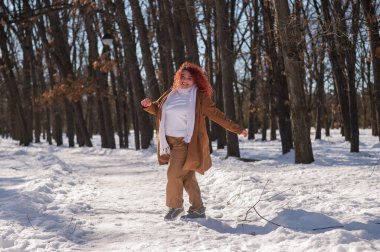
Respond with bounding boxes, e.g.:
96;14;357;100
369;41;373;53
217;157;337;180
186;209;380;239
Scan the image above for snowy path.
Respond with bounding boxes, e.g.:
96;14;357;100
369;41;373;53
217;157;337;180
55;148;169;251
55;148;262;251
1;130;380;251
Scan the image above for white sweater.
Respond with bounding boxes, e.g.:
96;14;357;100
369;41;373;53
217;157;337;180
164;87;192;137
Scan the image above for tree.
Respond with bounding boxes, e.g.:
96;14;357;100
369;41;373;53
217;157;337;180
262;0;293;153
129;0;161;100
272;0;314;163
215;0;241;157
42;0;92;147
114;0;153;149
0;25;30;146
320;0;351;142
82;4;115;149
34;6;63;145
149;0;174;90
248;0;260;140
361;0;380;141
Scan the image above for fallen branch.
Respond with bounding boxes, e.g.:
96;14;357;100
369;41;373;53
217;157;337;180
242;180;352;232
226;170;246;206
26;214;38;230
370;164;378;177
243;180;284;228
250;204;283;227
312;225;344;231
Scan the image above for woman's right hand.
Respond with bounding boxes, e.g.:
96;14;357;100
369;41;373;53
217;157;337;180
141;98;152;108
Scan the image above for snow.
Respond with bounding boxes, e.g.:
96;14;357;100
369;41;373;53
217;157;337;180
0;129;379;251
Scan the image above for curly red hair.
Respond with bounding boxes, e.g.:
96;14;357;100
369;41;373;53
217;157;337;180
172;62;213;98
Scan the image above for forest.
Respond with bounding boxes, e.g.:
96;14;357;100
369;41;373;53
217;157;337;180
0;0;379;164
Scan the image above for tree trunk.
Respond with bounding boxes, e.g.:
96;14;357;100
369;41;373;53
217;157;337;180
273;0;314;164
215;64;226;149
216;0;240;157
162;0;185;69
115;0;152;149
155;0;175;89
64;100;75;147
113;38;129;148
23;0;41;144
262;0;292;153
35;6;63;145
35;43;52;144
83;8;115;148
368;60;378;136
129;0;161;100
269;100;277;140
234;80;244;126
213;7;226;149
43;0;92;147
361;0;380;141
202;1;215;152
148;0;170;90
325;114;331;137
321;0;351;141
20;30;34;144
174;0;200;64
339;0;360;152
315;42;326;140
0;26;30;146
262;83;269;142
110;71;124;148
248;0;259;140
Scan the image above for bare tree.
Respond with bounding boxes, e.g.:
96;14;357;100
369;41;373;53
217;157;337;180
174;0;200;64
248;0;260;140
129;0;161;100
0;26;30;146
361;0;380;141
0;0;377;154
215;0;241;157
261;0;293;153
320;0;351;142
42;0;92;147
332;0;360;152
82;5;115;149
35;6;63;145
151;0;174;90
272;0;314;163
114;0;153;149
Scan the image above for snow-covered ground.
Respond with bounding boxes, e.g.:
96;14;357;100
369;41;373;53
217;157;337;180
0;129;379;252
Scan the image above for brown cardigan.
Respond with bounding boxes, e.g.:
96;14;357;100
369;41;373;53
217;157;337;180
143;89;244;174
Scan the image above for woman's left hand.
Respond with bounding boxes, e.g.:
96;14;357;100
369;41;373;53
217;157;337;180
240;130;248;138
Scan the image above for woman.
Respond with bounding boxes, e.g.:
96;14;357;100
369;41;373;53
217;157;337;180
141;62;247;221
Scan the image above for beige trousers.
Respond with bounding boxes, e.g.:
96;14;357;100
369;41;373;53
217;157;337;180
166;136;203;211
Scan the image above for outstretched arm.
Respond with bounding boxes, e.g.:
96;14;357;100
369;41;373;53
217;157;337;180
201;92;247;137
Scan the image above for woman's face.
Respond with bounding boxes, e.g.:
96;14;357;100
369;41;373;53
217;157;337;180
180;70;194;88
